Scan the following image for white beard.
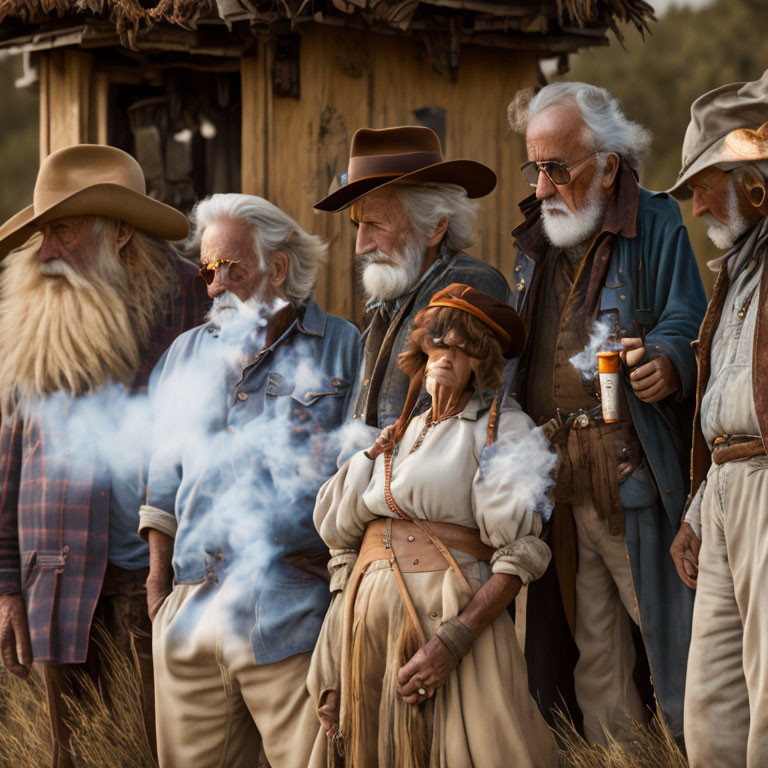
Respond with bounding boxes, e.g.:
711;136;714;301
360;237;426;302
540;157;608;249
703;180;750;250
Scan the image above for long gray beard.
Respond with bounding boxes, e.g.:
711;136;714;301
0;239;153;413
360;237;426;302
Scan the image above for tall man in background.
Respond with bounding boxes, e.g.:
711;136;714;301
0;145;208;767
315;125;511;428
509;82;706;741
668;70;768;768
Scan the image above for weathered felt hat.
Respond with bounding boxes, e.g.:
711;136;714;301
314;126;497;212
427;283;526;358
0;144;189;258
669;70;768;199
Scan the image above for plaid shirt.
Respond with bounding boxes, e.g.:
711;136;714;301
0;255;209;663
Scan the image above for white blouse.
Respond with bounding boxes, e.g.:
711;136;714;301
314;394;551;585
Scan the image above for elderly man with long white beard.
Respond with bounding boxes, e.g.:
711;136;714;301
139;194;360;768
0;145;208;767
314;125;511;429
508;82;707;742
668;70;768;768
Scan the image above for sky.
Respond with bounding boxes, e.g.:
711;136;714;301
650;0;714;14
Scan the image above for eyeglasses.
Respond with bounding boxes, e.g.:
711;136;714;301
199;258;241;285
686;169;732;194
520;152;600;187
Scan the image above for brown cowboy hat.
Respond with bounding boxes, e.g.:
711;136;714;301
0;144;189;258
314;126;497;212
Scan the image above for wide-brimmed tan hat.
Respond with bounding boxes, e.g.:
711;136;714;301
669;70;768;199
314;126;496;212
0;144;189;258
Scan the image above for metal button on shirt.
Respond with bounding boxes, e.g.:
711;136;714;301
237;391;248;402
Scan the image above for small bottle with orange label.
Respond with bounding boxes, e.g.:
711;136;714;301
597;351;620;423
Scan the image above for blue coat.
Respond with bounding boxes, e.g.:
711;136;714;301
512;187;707;737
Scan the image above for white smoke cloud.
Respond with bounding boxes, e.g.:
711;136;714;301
481;425;557;522
569;318;622;380
29;291;362;643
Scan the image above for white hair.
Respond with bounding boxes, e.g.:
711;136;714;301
393;183;477;254
188;193;326;302
525;82;652;172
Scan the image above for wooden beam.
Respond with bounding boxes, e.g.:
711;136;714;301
40;49;95;157
94;71;110;145
240;43;270;197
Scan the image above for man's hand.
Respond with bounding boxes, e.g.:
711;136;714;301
317;690;339;735
396;636;456;704
0;593;32;678
670;522;701;590
621;338;681;403
146;573;173;621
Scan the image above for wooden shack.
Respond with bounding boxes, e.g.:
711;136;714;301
0;0;653;322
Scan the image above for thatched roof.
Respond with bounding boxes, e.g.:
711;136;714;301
0;0;656;56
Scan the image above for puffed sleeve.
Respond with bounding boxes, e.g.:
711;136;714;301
471;404;553;584
314;449;378;554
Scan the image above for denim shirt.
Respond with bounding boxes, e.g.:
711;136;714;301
144;299;361;663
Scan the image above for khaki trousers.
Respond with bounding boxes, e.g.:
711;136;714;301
152;582;325;768
572;499;645;743
685;459;768;768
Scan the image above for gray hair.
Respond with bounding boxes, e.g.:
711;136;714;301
188;193;326;302
516;82;652;171
393;183;477;254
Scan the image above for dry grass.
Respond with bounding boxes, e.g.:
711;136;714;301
1;639;688;768
0;627;156;768
554;710;689;768
0;665;51;766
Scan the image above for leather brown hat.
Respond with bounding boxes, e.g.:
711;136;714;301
669;70;768;198
314;126;497;212
0;144;189;258
427;283;526;358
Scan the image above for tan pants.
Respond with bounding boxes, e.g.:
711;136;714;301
685;459;768;768
572;499;645;743
153;582;325;768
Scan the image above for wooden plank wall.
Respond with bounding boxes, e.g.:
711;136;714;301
242;25;537;325
39;49;96;161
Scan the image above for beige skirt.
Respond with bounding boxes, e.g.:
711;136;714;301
338;559;558;768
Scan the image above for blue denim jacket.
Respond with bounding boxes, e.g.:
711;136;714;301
145;300;361;663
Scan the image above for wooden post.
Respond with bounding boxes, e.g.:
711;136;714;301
38;49;95;160
241;41;270;198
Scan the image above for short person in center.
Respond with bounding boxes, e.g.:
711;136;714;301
307;284;558;767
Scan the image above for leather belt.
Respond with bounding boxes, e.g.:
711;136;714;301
357;518;492;574
558;404;605;431
712;435;767;465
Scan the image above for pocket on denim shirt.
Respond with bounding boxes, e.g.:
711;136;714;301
266;372;349;433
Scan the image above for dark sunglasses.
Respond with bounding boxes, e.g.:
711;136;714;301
520;151;599;187
198;258;241;285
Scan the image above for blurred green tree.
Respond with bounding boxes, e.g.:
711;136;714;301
564;0;768;293
0;54;38;224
